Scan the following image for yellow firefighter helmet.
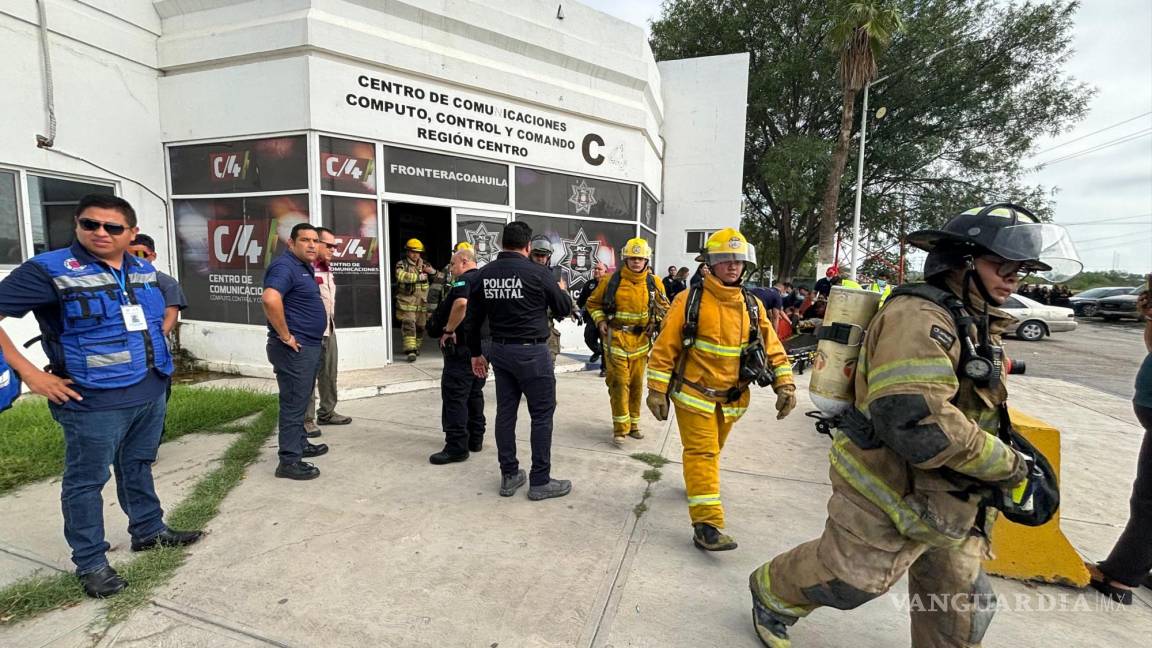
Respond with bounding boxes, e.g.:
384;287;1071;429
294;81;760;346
621;237;652;260
704;228;755;268
453;241;473;252
405;238;425;252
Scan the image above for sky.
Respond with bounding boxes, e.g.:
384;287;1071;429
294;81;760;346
576;0;1152;275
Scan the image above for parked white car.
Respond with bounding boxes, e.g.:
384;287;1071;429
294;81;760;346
1000;293;1078;341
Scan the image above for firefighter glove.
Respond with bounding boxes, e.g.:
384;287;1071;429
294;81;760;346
646;391;669;421
773;384;797;420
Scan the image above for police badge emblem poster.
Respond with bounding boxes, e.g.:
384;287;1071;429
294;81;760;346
559;228;599;294
568;180;598;215
464;223;500;267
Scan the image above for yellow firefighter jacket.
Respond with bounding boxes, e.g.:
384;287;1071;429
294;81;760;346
646;274;794;422
832;276;1028;548
586;266;669;358
394;256;429;310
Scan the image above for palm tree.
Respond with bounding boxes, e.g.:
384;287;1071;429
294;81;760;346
816;2;903;276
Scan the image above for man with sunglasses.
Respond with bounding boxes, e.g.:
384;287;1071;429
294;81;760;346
748;203;1081;648
0;194;202;599
128;233;186;336
302;226;352;437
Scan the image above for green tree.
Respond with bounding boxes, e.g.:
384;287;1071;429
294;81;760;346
817;2;903;274
649;0;1091;280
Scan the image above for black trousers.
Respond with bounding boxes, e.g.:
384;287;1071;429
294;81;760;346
488;341;555;486
441;345;485;455
1099;404;1152;586
1096;403;1152;585
583;319;602;366
267;341;322;464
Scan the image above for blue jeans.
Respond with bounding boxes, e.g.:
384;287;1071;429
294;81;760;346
488;341;555;486
50;392;168;574
267;340;322;464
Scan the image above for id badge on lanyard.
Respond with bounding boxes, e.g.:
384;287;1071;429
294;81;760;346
111;266;149;332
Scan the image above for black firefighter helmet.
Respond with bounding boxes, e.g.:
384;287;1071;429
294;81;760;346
908;203;1081;282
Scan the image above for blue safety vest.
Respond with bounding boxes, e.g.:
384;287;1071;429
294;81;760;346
31;248;173;389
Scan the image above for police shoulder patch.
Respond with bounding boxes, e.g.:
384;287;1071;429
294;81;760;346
929;325;956;351
451;280;466;287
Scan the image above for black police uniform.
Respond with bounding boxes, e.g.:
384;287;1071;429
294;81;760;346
467;250;572;486
432;268;486;457
577;277;603;366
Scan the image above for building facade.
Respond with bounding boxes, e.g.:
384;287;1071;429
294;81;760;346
1;0;748;374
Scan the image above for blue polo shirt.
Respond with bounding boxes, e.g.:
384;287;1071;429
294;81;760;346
0;242;168;411
263;250;326;346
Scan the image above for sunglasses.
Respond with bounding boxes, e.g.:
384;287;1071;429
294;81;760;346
981;256;1032;279
78;217;129;236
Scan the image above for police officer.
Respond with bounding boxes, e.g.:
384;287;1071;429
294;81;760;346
748;204;1077;648
529;235;571;362
467;221;573;500
0;194;202;598
395;238;436;362
429;247;486;464
577;262;607;376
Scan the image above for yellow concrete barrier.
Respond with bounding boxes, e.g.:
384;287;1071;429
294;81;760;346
983;409;1090;587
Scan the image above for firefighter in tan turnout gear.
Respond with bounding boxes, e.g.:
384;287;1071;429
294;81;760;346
395;238;436;362
748;204;1081;648
586;238;669;447
646;228;797;551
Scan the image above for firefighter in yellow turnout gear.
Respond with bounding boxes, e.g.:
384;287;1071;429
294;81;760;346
646;228;797;551
395;238;436;362
747;204;1079;648
586;238;669;446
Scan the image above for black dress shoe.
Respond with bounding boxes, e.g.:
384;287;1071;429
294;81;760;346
79;565;126;598
429;450;469;465
132;528;204;552
468;438;484;453
302;442;329;458
275;461;320;480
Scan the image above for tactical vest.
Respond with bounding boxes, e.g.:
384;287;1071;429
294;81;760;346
31;248;173;389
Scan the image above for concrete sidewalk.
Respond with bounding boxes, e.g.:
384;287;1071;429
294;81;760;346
2;369;1150;647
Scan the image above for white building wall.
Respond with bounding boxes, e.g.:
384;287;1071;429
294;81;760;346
0;0;165;370
655;53;750;273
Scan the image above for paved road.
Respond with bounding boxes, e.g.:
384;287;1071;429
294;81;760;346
1005;317;1146;400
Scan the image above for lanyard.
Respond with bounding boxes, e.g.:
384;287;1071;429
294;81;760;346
108;264;131;305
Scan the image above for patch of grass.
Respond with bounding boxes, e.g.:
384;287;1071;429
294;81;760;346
630;452;669;468
0;396;277;627
630;455;668;519
0;386;273;496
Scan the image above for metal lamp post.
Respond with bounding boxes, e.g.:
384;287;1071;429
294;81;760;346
848;44;969;281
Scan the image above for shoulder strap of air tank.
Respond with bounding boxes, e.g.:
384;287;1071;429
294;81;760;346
603;270;624;317
889;282;971;328
741;286;760;344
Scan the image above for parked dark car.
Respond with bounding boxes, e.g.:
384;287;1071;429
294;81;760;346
1097;286;1147;321
1068;286;1137;317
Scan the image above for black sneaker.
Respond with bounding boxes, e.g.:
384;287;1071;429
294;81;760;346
79;565;126;599
589;352;601;364
528;479;572;501
275;461;320;480
131;528;203;552
693;523;738;551
303;443;329;458
499;469;527;497
429;450;469;465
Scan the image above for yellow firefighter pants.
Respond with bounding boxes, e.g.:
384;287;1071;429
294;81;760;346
674;403;736;529
397;293;427;353
751;474;996;647
605;349;646;436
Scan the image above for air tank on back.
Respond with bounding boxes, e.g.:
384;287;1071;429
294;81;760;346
809;286;882;418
